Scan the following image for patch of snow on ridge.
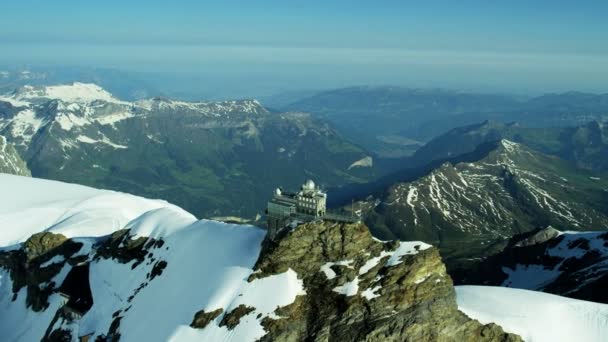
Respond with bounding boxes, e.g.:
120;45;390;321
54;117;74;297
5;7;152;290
9;109;45;144
229;268;305;318
357;241;431;277
333;277;359;296
321;260;354;279
331;241;430;299
348;156;373;170
76;135;128;149
386;241;432;266
361;285;382;300
456;285;608;342
95;112;137;125
14;83;121;103
500;139;519;153
359;251;392;275
56;112;91;130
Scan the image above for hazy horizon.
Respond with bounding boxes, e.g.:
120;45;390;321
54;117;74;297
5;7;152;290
1;1;607;97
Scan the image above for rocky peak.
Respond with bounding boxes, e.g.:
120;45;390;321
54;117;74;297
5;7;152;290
23;232;71;262
249;221;521;341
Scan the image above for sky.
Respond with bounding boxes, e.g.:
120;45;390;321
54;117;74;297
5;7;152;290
1;0;607;95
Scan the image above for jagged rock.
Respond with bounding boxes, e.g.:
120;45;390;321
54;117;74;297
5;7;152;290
514;226;562;247
94;230;155;267
149;260;168;280
252;221;521;341
0;232;83;311
24;232;70;262
190;308;224;329
220;305;255;330
43;328;72;342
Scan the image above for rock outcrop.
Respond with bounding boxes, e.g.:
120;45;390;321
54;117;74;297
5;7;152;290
250;221;521;341
514;226;562;247
0;232;83;311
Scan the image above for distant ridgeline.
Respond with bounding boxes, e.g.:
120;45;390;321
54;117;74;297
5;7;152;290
266;179;359;240
0;83;381;219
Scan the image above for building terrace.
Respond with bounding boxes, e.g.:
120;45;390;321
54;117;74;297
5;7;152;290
266;179;360;240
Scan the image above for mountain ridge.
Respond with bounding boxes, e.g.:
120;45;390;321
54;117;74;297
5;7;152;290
0;83;379;218
0;174;522;341
360;139;608;265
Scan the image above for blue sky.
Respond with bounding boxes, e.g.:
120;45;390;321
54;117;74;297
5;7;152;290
1;1;607;94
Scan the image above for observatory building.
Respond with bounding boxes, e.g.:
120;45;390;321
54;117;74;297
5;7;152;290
266;179;358;240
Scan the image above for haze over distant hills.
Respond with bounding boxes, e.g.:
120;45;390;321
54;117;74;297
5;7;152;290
281;86;608;157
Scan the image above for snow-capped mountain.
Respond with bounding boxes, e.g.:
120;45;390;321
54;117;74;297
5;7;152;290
0;135;30;176
0;174;526;341
0;83;377;218
0;83;267;149
453;226;608;304
361;139;608;265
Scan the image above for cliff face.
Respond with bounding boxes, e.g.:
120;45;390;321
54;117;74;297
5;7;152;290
0;135;30;176
249;221;521;341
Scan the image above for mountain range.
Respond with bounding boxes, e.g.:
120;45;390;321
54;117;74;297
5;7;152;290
359;140;608;268
412;120;608;172
281;86;608;157
0;83;381;219
2;81;608;340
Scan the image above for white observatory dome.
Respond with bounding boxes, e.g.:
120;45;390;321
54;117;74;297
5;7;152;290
304;179;316;190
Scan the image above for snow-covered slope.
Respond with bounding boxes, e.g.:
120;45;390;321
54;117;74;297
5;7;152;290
0;174;521;342
0;173;186;248
0;174;270;341
456;285;608;342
